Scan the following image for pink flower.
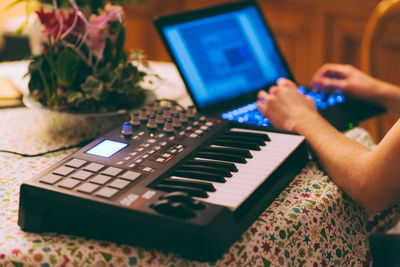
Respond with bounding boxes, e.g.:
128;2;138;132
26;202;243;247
36;9;86;43
36;9;62;39
88;4;124;58
105;4;124;21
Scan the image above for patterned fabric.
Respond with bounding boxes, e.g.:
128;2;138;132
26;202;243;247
0;107;398;267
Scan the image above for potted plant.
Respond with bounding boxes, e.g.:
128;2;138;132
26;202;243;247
9;0;158;139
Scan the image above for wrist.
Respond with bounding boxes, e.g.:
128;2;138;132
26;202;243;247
374;81;400;113
291;110;323;134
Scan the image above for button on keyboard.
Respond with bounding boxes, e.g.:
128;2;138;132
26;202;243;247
58;178;80;189
77;183;99;194
53;166;75;176
120;171;141;181
71;170;93;181
84;163;105;172
39;174;63;185
65;159;87;168
108;179;130;189
90;174;112;185
43;159;145;200
102;167;123;176
96;187;118;199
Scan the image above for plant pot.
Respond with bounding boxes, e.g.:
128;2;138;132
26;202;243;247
22;90;156;141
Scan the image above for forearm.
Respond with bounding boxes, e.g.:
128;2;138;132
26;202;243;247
369;79;400;115
293;112;375;209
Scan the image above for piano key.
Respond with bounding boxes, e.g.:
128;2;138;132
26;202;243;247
154;184;208;198
180;164;232;177
203;146;252;158
173;170;226;183
193;129;304;210
218;134;266;146
194;155;279;174
170;175;256;191
188;159;238;172
161;177;216;192
212;139;261;151
196;151;247;163
225;129;271;141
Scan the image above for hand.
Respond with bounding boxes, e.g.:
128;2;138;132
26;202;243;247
311;63;382;101
257;78;317;132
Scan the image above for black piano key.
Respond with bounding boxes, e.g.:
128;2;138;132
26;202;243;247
173;170;226;183
180;164;232;177
225;130;271;142
219;134;265;146
187;159;238;172
212;140;260;151
154;184;208;198
161;178;216;192
197;151;247;164
203;146;252;158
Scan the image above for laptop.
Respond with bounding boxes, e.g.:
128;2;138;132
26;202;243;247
154;0;385;131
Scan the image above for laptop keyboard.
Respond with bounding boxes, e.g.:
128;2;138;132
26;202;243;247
221;86;346;127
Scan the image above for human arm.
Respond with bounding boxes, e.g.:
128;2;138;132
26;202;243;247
257;78;400;212
311;63;400;115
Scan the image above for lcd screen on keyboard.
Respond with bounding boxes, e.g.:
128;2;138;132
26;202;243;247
86;140;128;158
161;6;290;109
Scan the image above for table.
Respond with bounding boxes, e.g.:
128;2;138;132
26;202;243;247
0;61;399;266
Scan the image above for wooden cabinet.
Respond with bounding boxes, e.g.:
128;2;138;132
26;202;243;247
124;0;400;142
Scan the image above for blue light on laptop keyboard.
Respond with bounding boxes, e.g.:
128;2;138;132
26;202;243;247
222;102;272;127
221;88;346;127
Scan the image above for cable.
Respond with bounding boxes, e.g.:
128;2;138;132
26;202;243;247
158;98;185;110
1;99;184;158
0;138;94;157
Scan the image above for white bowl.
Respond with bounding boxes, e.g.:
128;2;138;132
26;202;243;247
22;91;155;141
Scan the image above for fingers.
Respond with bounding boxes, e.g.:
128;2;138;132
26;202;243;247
312;76;348;91
256;90;269;115
257;78;298;104
311;63;351;86
277;77;296;88
257;89;269;100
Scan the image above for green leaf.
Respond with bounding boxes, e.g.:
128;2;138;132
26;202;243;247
287;228;295;239
11;262;23;267
137;248;145;259
100;252;112;262
297;259;306;266
306;200;316;205
293;221;302;230
279;230;286;239
312;184;321;189
115;24;126;64
67;92;83;103
49;255;57;264
262;257;271;267
245;231;252;241
12;20;28;35
56;48;81;88
81;76;104;101
321;228;327;240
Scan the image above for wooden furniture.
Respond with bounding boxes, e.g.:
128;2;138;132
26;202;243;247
124;0;400;142
359;0;400;142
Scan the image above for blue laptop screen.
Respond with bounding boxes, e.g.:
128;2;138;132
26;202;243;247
161;6;290;109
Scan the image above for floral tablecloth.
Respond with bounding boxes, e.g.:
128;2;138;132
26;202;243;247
1;107;399;267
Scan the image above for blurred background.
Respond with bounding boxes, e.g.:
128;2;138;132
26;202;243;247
1;0;399;143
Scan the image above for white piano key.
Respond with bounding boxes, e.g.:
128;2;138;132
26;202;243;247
194;129;305;211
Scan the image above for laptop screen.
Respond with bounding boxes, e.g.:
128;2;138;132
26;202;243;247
155;1;292;113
